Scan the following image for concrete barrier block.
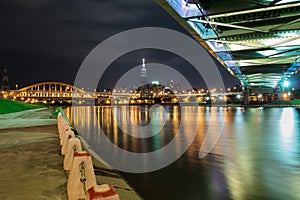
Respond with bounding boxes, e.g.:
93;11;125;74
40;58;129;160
64;137;82;170
67;151;97;200
87;184;120;200
58;119;68;138
59;125;70;141
61;130;75;155
59;125;71;145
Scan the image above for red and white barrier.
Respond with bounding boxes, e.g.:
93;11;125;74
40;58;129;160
87;184;119;200
61;130;75;155
57;115;68;137
64;137;82;170
59;125;70;141
58;112;119;200
67;151;97;200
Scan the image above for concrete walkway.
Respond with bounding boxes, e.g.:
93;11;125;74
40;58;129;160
0;108;57;129
0;108;67;200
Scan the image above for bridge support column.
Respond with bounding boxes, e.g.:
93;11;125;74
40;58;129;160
243;88;249;104
277;93;282;101
271;93;275;102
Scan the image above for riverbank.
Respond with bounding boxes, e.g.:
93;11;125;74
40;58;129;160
0;108;67;199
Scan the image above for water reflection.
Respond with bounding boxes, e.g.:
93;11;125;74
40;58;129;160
280;108;296;151
66;106;300;200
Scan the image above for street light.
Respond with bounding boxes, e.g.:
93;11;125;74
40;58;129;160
283;80;290;87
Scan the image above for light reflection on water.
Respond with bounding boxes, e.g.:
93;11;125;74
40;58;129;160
66;106;300;200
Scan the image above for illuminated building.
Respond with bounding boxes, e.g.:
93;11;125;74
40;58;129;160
140;58;147;86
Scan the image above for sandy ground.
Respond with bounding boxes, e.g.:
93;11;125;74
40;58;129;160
0;108;67;200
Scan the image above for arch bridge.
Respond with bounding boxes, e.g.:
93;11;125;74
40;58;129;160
10;82;93;102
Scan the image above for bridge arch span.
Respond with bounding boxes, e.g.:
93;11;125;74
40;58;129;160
10;81;89;100
19;81;85;93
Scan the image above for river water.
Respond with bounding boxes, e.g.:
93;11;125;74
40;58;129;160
66;106;300;200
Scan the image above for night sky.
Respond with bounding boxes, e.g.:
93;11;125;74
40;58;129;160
3;0;295;90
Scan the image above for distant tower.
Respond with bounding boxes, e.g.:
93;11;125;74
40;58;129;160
140;58;147;86
1;65;10;91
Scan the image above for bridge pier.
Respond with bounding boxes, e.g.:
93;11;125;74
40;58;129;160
243;87;249;104
243;87;282;104
271;93;275;102
277;92;283;101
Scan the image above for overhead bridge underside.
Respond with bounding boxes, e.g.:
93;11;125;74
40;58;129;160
157;0;300;88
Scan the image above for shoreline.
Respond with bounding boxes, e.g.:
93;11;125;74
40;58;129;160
68;103;300;108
